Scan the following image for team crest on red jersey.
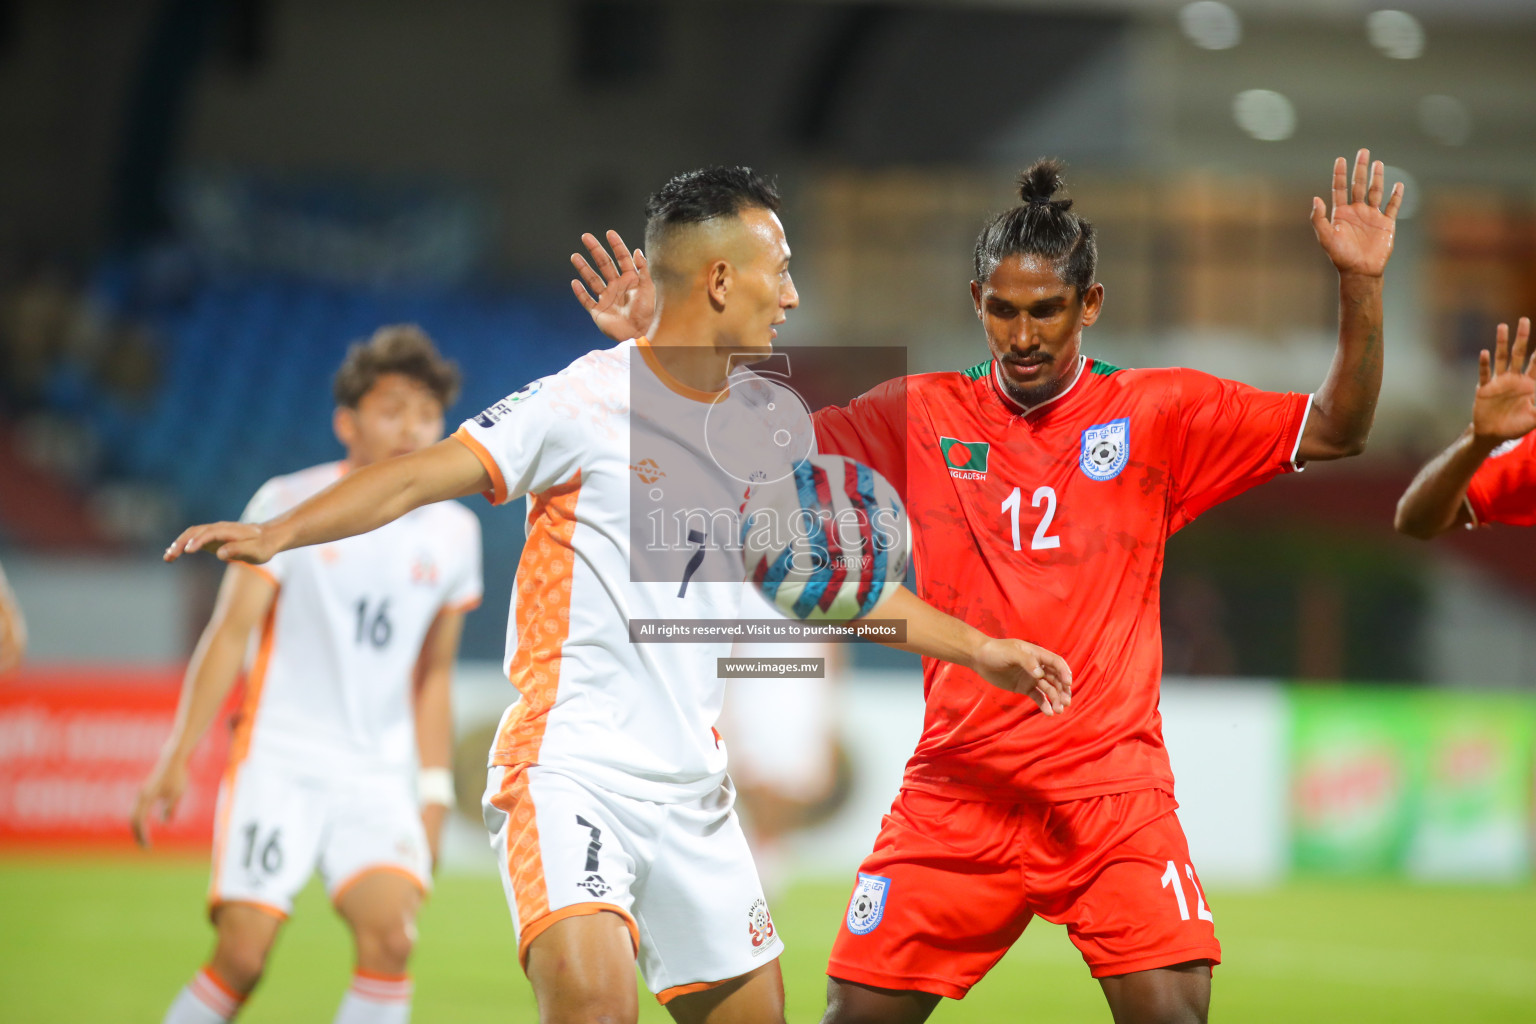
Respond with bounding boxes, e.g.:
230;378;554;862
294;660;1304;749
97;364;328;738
1080;418;1129;481
939;437;990;480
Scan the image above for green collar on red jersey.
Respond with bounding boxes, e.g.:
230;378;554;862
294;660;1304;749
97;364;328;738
960;356;1123;379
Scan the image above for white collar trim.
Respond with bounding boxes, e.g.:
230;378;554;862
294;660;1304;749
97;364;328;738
992;354;1088;416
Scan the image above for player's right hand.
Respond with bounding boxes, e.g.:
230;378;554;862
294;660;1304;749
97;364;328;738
1472;317;1536;444
972;638;1073;716
131;757;189;848
164;522;279;565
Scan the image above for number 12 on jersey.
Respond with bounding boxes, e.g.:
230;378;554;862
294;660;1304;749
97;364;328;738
1001;486;1060;552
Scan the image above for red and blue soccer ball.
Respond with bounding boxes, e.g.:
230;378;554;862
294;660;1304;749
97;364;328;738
741;454;910;621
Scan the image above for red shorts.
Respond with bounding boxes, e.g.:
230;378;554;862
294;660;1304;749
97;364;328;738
828;786;1220;999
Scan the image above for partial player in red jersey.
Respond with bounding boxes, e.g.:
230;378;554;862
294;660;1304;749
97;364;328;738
1396;317;1536;536
808;151;1400;1024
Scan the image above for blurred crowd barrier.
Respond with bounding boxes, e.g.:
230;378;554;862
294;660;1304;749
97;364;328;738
2;664;1529;887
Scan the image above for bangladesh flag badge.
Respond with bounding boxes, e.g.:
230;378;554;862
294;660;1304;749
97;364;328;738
940;436;990;479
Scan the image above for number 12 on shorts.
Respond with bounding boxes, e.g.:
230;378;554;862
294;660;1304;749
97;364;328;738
1161;861;1213;922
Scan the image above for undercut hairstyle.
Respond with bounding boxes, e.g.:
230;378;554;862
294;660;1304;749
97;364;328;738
973;158;1097;296
332;324;461;410
642;166;782;265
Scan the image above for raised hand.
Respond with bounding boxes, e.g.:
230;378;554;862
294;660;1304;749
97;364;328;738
571;229;657;343
972;637;1073;716
164;521;280;565
1310;149;1404;278
1473;317;1536;444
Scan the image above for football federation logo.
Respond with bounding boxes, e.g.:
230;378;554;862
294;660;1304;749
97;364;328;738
846;872;890;935
939;437;990;480
1080;418;1129;481
747;897;776;951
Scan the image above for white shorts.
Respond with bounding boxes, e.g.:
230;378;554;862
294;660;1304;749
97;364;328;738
482;764;783;1003
209;756;431;919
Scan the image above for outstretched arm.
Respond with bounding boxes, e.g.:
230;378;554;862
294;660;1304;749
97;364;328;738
874;586;1071;716
1298;150;1404;462
1396;318;1536;538
164;437;490;565
132;565;276;846
413;606;467;867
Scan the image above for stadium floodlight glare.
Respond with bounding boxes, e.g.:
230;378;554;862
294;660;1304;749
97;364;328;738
1179;1;1241;50
1367;9;1425;60
1232;89;1296;142
1418;94;1472;146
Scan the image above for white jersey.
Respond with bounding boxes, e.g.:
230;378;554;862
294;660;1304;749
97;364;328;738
454;338;809;803
235;461;483;776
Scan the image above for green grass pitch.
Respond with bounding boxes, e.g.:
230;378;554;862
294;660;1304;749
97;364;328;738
2;856;1533;1022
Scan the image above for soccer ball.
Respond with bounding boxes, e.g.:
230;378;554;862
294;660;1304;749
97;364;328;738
740;455;909;621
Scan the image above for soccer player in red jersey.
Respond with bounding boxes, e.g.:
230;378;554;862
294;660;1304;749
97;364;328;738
1395;317;1536;536
808;152;1400;1024
571;150;1401;1023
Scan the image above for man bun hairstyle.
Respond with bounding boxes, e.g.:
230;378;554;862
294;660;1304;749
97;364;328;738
332;324;461;410
643;166;782;259
973;158;1097;295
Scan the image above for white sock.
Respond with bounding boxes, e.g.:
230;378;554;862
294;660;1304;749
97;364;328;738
164;967;245;1023
332;971;412;1024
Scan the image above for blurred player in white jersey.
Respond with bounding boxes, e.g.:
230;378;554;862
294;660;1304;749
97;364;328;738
164;168;1071;1024
135;327;482;1024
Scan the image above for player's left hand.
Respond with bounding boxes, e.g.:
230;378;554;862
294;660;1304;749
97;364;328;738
1310;149;1404;278
571;229;656;343
972;638;1073;716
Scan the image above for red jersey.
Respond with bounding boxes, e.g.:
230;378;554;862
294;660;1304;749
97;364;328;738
813;355;1310;802
1466;432;1536;527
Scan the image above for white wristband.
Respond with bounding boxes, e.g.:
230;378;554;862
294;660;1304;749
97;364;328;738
418;767;456;808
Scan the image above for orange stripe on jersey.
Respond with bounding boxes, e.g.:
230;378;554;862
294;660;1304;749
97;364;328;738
492;472;581;768
207;599;279;915
484;474;581;942
451;426;508;505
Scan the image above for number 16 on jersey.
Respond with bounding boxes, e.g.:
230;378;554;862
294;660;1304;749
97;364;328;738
1001;486;1060;552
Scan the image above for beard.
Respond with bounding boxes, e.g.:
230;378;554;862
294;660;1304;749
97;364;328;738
998;356;1074;409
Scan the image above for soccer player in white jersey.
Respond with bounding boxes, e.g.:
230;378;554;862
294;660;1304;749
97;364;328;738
136;326;483;1024
164;168;1072;1024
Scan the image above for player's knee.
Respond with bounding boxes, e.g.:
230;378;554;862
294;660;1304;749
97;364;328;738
210;938;269;994
355;920;416;973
